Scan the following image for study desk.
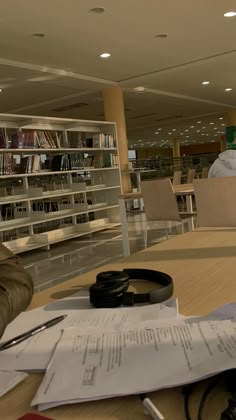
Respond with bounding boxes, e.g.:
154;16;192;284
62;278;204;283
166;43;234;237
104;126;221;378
1;227;236;419
119;183;195;256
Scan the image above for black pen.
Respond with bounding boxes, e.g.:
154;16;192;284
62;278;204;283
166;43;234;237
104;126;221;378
0;315;67;352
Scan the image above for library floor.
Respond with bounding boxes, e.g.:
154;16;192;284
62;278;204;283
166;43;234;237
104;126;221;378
21;215;194;293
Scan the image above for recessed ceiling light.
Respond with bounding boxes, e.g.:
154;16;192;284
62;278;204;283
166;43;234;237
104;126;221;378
210;122;214;125
196;130;200;133
197;121;202;124
214;134;217;137
202;127;206;129
158;128;162;131
221;123;226;126
134;86;145;92
33;33;45;38
190;126;194;128
219;117;224;120
0;89;2;93
202;81;210;85
201;134;205;136
89;7;105;13
186;136;189;138
168;132;172;135
185;129;189;132
100;53;111;58
224;11;236;17
156;33;168;38
172;129;176;131
211;140;215;143
214;127;217;130
180;133;184;135
225;88;232;91
155;131;159;134
217;131;221;133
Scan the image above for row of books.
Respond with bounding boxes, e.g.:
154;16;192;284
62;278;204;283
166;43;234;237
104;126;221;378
0;153;14;175
0;128;62;149
92;134;116;148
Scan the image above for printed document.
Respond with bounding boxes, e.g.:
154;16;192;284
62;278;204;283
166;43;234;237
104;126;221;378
32;318;236;410
0;297;178;371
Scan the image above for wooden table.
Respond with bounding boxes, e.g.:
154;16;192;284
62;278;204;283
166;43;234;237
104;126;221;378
1;227;236;419
119;183;195;256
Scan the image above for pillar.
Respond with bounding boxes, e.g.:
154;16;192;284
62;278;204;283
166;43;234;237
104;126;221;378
227;111;236;126
226;111;236;150
172;138;181;170
103;87;131;193
220;135;227;152
172;138;180;158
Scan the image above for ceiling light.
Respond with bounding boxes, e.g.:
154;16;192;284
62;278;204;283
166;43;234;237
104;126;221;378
0;89;2;92
210;122;214;125
214;134;217;137
196;130;200;133
155;131;159;134
202;81;210;85
186;136;189;138
190;126;194;128
221;123;226;126
214;127;217;130
217;131;221;133
100;53;111;58
168;132;172;135
211;140;215;143
134;86;145;92
185;129;189;132
156;33;168;38
202;127;206;129
201;134;205;136
180;133;184;135
219;117;224;120
89;7;105;13
33;33;45;38
225;88;232;91
224;11;236;17
197;121;202;124
172;129;176;131
158;128;162;131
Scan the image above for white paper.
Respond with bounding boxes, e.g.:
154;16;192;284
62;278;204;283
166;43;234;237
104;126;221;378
32;318;236;411
0;294;178;372
0;370;28;398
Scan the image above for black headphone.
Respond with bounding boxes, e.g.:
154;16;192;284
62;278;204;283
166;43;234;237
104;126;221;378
89;268;173;308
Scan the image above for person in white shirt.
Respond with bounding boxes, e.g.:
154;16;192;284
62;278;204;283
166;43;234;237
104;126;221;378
208;149;236;178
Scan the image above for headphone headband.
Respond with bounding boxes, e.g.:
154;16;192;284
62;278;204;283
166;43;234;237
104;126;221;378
89;268;173;308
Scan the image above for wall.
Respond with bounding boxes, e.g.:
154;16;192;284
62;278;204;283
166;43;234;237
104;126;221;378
180;142;220;155
136;142;220;159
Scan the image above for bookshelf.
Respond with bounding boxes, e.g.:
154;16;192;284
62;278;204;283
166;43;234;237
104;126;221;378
0;114;121;254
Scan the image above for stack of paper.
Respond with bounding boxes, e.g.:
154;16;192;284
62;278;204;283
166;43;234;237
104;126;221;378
0;293;178;372
0;371;28;398
32;317;236;411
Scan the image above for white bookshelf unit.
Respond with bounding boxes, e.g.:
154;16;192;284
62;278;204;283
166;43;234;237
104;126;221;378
0;114;121;254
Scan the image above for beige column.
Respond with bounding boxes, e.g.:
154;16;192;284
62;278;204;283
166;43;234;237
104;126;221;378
172;138;180;158
220;135;227;152
227;111;236;126
103;87;131;193
172;138;181;170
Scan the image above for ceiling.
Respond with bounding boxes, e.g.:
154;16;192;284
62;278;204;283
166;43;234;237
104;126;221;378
0;0;236;149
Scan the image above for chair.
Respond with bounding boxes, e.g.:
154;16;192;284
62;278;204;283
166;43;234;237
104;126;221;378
201;167;209;178
141;178;192;246
194;177;236;227
187;168;196;184
172;170;182;186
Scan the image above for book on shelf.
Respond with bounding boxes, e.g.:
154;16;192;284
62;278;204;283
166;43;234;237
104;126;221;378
93;133;116;148
51;154;71;171
0;128;8;149
36;131;61;149
18;155;41;174
0;153;14;175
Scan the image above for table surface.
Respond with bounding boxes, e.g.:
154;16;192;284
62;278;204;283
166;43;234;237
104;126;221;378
1;227;236;419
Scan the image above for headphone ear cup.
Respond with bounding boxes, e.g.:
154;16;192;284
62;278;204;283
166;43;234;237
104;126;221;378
89;271;130;308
